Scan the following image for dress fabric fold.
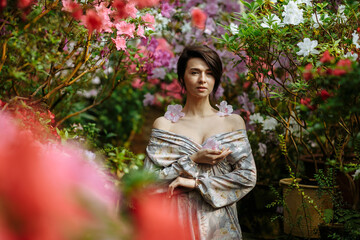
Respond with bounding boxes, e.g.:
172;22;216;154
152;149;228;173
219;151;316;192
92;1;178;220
144;128;257;240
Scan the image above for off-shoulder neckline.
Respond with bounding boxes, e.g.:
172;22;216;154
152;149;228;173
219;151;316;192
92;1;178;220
151;128;247;146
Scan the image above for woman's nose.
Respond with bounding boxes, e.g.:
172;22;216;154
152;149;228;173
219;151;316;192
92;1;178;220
198;72;206;83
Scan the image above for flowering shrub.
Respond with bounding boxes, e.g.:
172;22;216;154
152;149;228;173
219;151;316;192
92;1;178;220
0;0;159;126
219;0;360;213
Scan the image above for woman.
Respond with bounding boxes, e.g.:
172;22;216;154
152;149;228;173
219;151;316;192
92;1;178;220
144;45;256;240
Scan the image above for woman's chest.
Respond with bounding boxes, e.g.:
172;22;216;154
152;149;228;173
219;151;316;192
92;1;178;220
169;119;233;145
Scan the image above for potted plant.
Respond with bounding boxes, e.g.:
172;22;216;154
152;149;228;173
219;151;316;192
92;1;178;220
218;0;360;238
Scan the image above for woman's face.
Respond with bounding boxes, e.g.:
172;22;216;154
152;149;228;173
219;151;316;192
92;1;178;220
183;58;215;98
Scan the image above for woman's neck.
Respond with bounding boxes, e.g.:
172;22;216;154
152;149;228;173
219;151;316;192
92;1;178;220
182;95;216;118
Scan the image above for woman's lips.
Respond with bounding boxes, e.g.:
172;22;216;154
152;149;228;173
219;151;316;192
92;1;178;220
197;87;207;92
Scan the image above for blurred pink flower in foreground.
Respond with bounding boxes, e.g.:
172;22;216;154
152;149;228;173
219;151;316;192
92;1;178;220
131;191;192;240
0;113;118;240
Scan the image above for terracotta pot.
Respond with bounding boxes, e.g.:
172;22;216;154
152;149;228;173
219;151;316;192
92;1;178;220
279;178;333;239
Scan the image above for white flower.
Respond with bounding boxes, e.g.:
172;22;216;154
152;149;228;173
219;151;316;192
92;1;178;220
216;101;233;116
84;150;97;161
311;13;329;28
258;143;267;157
352;30;360;49
164;104;185;123
249;113;264;124
229;23;239;35
262;117;278;132
91;76;101;85
337;5;347;23
296;38;320;57
260;14;284;29
352;169;360;179
344;51;358;61
182;21;192;33
282;1;304;25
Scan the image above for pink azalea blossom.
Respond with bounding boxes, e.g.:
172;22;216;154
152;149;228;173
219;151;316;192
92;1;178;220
115;21;136;38
137;26;145;38
143;93;155;106
216;101;233;116
164;104;185;123
95;2;113;33
112;36;127;51
125;2;138;18
142;13;155;30
132;78;144;89
61;0;82;19
202;137;221;151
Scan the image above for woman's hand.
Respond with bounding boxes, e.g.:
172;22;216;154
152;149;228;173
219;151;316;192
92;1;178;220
168;177;196;197
190;148;232;165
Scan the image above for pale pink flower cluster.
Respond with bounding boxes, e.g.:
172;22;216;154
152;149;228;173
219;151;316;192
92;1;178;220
202;138;221;151
164;104;185;123
216;101;233;117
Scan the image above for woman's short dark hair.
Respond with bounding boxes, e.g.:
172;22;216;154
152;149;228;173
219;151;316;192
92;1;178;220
177;45;223;95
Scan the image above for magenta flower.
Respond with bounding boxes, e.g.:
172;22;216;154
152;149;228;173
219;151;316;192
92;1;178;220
161;2;174;18
202;137;221;151
164;104;185;123
215;85;224;99
216;101;233;116
143;93;155;106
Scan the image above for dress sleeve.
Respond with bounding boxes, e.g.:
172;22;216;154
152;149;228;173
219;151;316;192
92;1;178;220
144;155;198;181
196;138;257;208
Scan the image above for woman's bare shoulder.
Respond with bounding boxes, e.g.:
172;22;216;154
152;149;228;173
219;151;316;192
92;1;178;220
152;116;172;131
226;113;246;131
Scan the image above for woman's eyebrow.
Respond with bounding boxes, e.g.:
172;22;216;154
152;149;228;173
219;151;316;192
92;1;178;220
189;67;212;71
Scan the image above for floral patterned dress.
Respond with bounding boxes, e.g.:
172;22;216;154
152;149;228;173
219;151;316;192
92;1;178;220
144;127;257;240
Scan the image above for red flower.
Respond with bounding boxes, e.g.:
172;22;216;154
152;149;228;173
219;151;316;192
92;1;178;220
113;0;130;19
0;0;6;10
130;0;160;9
320;50;334;63
329;59;352;76
303;63;313;81
191;7;207;30
17;0;34;9
0;99;5;107
317;89;331;101
243;81;252;90
81;10;103;34
300;98;316;111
